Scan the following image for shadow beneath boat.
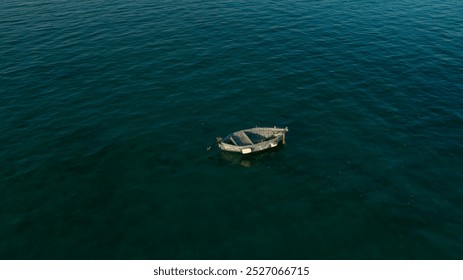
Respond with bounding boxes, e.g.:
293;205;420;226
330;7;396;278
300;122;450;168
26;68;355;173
217;145;284;168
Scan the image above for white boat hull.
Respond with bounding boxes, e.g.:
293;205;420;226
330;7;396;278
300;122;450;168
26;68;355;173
218;127;288;154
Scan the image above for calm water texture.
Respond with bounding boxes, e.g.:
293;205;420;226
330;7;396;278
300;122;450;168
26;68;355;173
1;0;462;259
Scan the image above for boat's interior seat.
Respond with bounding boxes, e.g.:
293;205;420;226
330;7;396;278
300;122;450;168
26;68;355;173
229;136;238;145
232;131;254;146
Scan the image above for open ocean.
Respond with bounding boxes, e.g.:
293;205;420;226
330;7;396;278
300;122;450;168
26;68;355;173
1;0;462;259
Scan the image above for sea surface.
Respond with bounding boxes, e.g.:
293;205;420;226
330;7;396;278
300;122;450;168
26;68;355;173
1;0;462;259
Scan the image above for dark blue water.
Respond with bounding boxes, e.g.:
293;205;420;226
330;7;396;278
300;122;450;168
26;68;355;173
1;0;462;259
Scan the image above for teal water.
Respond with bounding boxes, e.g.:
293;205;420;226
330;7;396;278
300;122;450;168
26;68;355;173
1;0;463;259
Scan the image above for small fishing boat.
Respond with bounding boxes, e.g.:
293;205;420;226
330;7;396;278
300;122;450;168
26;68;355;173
217;127;288;154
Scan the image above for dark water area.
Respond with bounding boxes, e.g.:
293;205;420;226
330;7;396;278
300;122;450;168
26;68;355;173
1;0;462;259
